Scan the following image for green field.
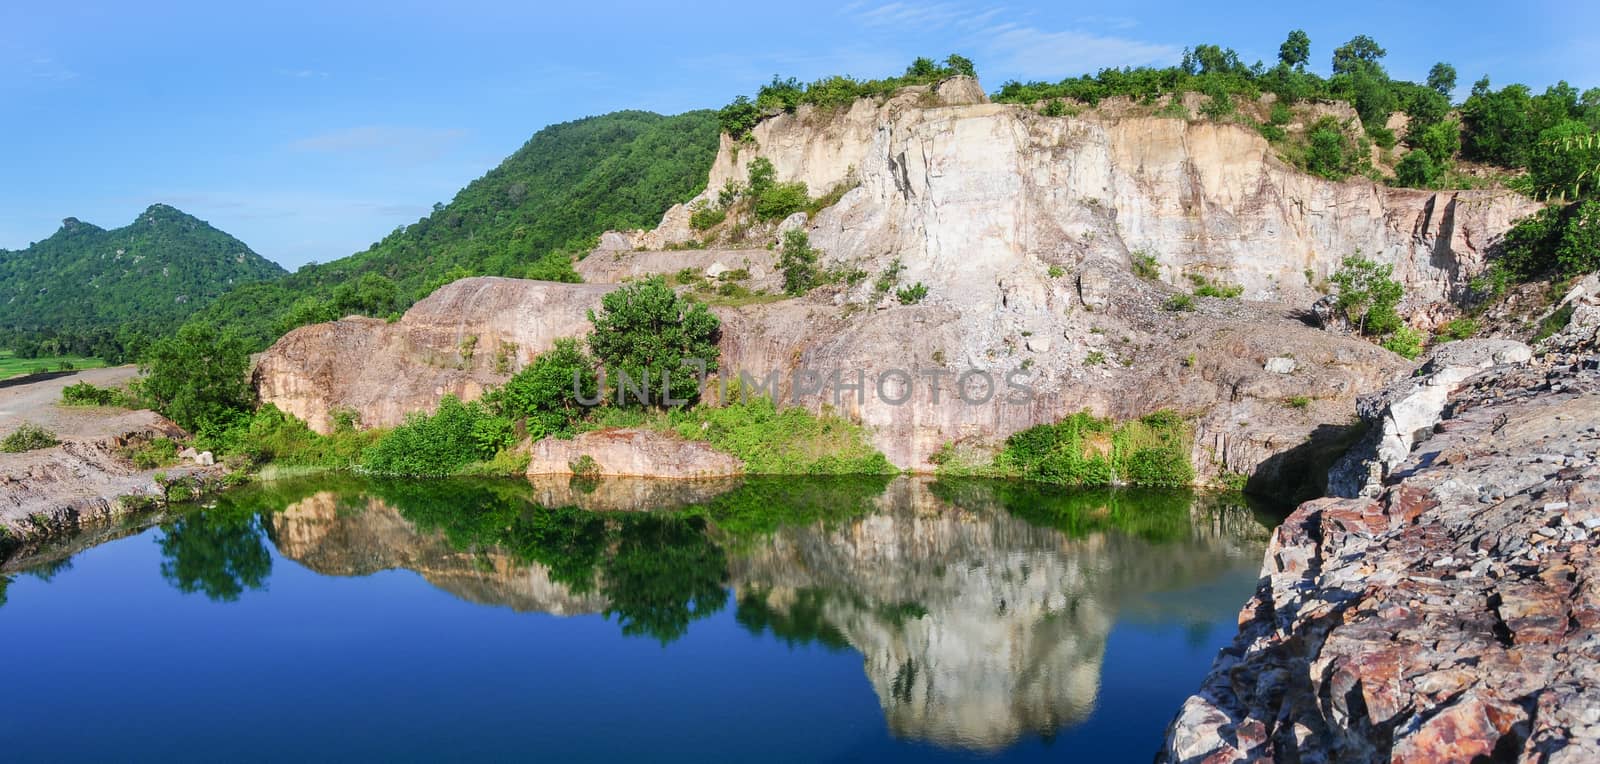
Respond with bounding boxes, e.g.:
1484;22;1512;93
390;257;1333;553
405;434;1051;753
0;350;108;380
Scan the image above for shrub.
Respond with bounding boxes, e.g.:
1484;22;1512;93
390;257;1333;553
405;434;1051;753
689;207;726;231
991;409;1193;488
754;181;810;221
1285;396;1312;409
874;258;905;296
896;282;929;304
1084;351;1107;366
778;230;820;296
588;277;722;407
61;382;131;407
361;396;511;476
1331;255;1404;336
1164;293;1196;312
1131;250;1161;280
1437;318;1480;341
1306;117;1358;180
484;338;598;439
1047;265;1065;278
1393;149;1440;188
1188;274;1244;298
1382;326;1425;359
125;437;180;469
1;422;58;453
569;454;600;477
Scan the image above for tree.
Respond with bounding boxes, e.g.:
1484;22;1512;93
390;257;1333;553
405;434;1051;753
1332;35;1387;77
1306;117;1356;179
778;229;820;296
139;322;254;433
944;54;976;78
1278;30;1310;70
1427;63;1457;98
1394;149;1440;188
1331;255;1405;336
587;278;721;406
157;511;272;602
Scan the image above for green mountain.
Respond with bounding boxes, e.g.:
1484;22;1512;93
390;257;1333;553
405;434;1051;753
0;204;285;356
192;109;721;350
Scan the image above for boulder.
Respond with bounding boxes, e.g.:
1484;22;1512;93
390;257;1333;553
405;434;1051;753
526;428;743;479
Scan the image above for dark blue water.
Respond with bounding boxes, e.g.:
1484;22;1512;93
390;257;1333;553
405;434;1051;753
0;476;1271;762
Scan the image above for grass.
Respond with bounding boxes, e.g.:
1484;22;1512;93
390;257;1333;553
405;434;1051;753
0;350;108;380
1;422;59;452
585;397;895;475
934;409;1194;488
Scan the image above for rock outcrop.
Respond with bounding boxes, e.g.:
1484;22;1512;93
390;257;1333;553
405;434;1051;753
1161;312;1600;763
526;428;743;479
256;82;1538;479
1328;339;1533;498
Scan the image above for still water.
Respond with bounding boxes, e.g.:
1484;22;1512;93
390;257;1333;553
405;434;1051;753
0;476;1273;762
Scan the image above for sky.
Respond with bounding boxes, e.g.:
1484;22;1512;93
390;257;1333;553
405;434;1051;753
3;0;1595;270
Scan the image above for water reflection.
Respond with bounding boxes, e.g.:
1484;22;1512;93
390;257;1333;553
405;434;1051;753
147;475;1268;751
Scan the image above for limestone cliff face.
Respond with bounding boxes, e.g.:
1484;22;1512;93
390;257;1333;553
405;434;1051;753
255;80;1537;476
659;77;1534;311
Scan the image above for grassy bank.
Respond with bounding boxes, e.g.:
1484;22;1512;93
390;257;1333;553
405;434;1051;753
932;409;1196;488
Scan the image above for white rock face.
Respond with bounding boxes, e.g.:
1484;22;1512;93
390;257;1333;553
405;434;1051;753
1264;357;1297;374
1328;339;1533;497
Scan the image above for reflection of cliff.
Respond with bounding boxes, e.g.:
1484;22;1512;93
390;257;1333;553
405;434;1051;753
265;477;1268;751
729;479;1267;750
272;492;606;616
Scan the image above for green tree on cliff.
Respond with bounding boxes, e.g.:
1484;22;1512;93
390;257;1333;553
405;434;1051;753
588;278;721;407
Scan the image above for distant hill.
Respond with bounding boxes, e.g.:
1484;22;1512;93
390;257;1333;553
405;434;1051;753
0;204;285;346
192;109;721;350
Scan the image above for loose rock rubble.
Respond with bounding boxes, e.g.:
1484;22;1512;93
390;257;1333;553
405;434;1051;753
1162;309;1600;762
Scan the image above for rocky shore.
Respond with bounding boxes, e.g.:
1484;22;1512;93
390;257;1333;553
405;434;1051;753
1162;300;1600;762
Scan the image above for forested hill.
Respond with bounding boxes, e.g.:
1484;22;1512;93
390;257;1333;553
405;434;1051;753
190;109;721;350
0;204;284;343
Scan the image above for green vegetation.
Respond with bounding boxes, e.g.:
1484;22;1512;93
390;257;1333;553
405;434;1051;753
688;206;726;231
590;397;894;476
935;410;1195;488
1331;255;1404;336
1437;317;1480;341
1130;250;1161;280
1;422;59;453
719;55;976;138
199;404;379;472
991;30;1600;192
778;229;821;295
138;323;255;435
1163;293;1196;312
123;437;180;469
188;110;721;350
1188;274;1244;298
1382;326;1425;359
1534;303;1576;342
0;205;285;362
895;282;928;304
0;351;107;380
360;396;512;477
60;381;133;407
483;338;596;439
587;278;721;406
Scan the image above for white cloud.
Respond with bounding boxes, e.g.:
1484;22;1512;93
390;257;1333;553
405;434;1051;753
980;24;1180;79
841;2;1181;81
276;68;330;79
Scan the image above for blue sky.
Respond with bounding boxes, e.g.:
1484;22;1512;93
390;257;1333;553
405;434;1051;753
3;0;1594;269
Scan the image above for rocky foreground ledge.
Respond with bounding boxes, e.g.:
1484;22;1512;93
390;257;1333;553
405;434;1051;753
1162;304;1600;762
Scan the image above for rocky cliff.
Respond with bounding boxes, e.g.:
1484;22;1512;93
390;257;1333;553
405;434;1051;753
256;78;1537;479
1161;296;1600;762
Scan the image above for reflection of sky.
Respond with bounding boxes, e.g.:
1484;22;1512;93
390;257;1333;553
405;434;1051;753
0;498;1263;763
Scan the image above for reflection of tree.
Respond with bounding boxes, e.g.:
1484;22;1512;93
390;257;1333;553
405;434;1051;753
157;512;272;602
602;515;728;644
929;479;1196;543
736;587;851;651
0;574;10;609
690;476;892;540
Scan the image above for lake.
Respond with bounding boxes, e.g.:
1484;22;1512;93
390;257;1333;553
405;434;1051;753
0;475;1274;762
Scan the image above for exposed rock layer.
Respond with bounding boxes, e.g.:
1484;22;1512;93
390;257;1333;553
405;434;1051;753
1162;317;1600;762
